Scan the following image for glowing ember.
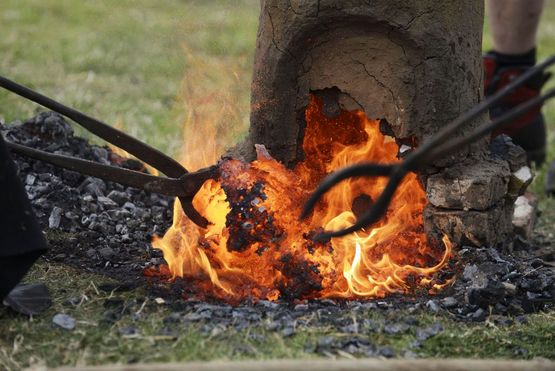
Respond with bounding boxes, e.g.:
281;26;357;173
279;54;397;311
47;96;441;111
152;95;454;302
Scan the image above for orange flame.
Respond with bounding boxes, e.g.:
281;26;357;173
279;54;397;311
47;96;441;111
152;95;453;302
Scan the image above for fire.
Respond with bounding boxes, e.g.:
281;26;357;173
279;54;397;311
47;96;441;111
152;95;453;302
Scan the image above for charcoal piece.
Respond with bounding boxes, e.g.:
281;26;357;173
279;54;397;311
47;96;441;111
107;190;130;206
79;177;106;197
415;322;443;341
441;297;458;309
223;181;282;253
99;247;115;261
276;253;322;301
48;206;63;229
489;135;528;172
466;279;506;308
383;322;409;335
97;196;118;208
425;299;440;313
52;313;76;330
378;346;396;358
98;281;133;294
101;309;122;324
118;326;138;336
351;193;373;219
92;147;109;163
23;112;74;142
471;308;487;322
281;326;295;337
265;320;281;331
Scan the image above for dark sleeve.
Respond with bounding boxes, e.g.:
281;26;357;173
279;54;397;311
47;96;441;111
0;133;47;299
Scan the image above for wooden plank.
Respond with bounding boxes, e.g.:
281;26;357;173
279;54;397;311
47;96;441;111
50;358;555;371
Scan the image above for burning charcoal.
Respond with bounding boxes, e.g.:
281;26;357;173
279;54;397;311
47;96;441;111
48;206;63;229
223;181;284;253
52;313;76;331
351;193;373;219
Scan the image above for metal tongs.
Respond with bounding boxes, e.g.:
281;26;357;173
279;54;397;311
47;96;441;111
0;76;217;228
301;55;555;240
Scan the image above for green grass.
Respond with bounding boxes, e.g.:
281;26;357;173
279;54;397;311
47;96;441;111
0;0;257;156
1;262;554;369
1;1;555;368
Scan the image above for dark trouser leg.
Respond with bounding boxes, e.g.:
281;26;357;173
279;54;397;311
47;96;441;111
0;133;47;300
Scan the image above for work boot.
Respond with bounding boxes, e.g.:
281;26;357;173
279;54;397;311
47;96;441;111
483;49;551;166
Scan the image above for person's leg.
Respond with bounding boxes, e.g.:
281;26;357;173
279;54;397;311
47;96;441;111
488;0;544;55
485;0;549;166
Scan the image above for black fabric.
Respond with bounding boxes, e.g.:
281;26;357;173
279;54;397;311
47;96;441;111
0;133;47;300
0;252;44;300
509;113;547;165
487;48;537;68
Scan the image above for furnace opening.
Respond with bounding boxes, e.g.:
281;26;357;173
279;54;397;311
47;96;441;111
150;94;455;303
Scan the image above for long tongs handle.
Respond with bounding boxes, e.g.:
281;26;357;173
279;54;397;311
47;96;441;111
5;141;216;197
0;76;186;178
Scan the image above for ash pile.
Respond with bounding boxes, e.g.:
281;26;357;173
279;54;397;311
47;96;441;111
0;112;172;278
1;111;554;322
